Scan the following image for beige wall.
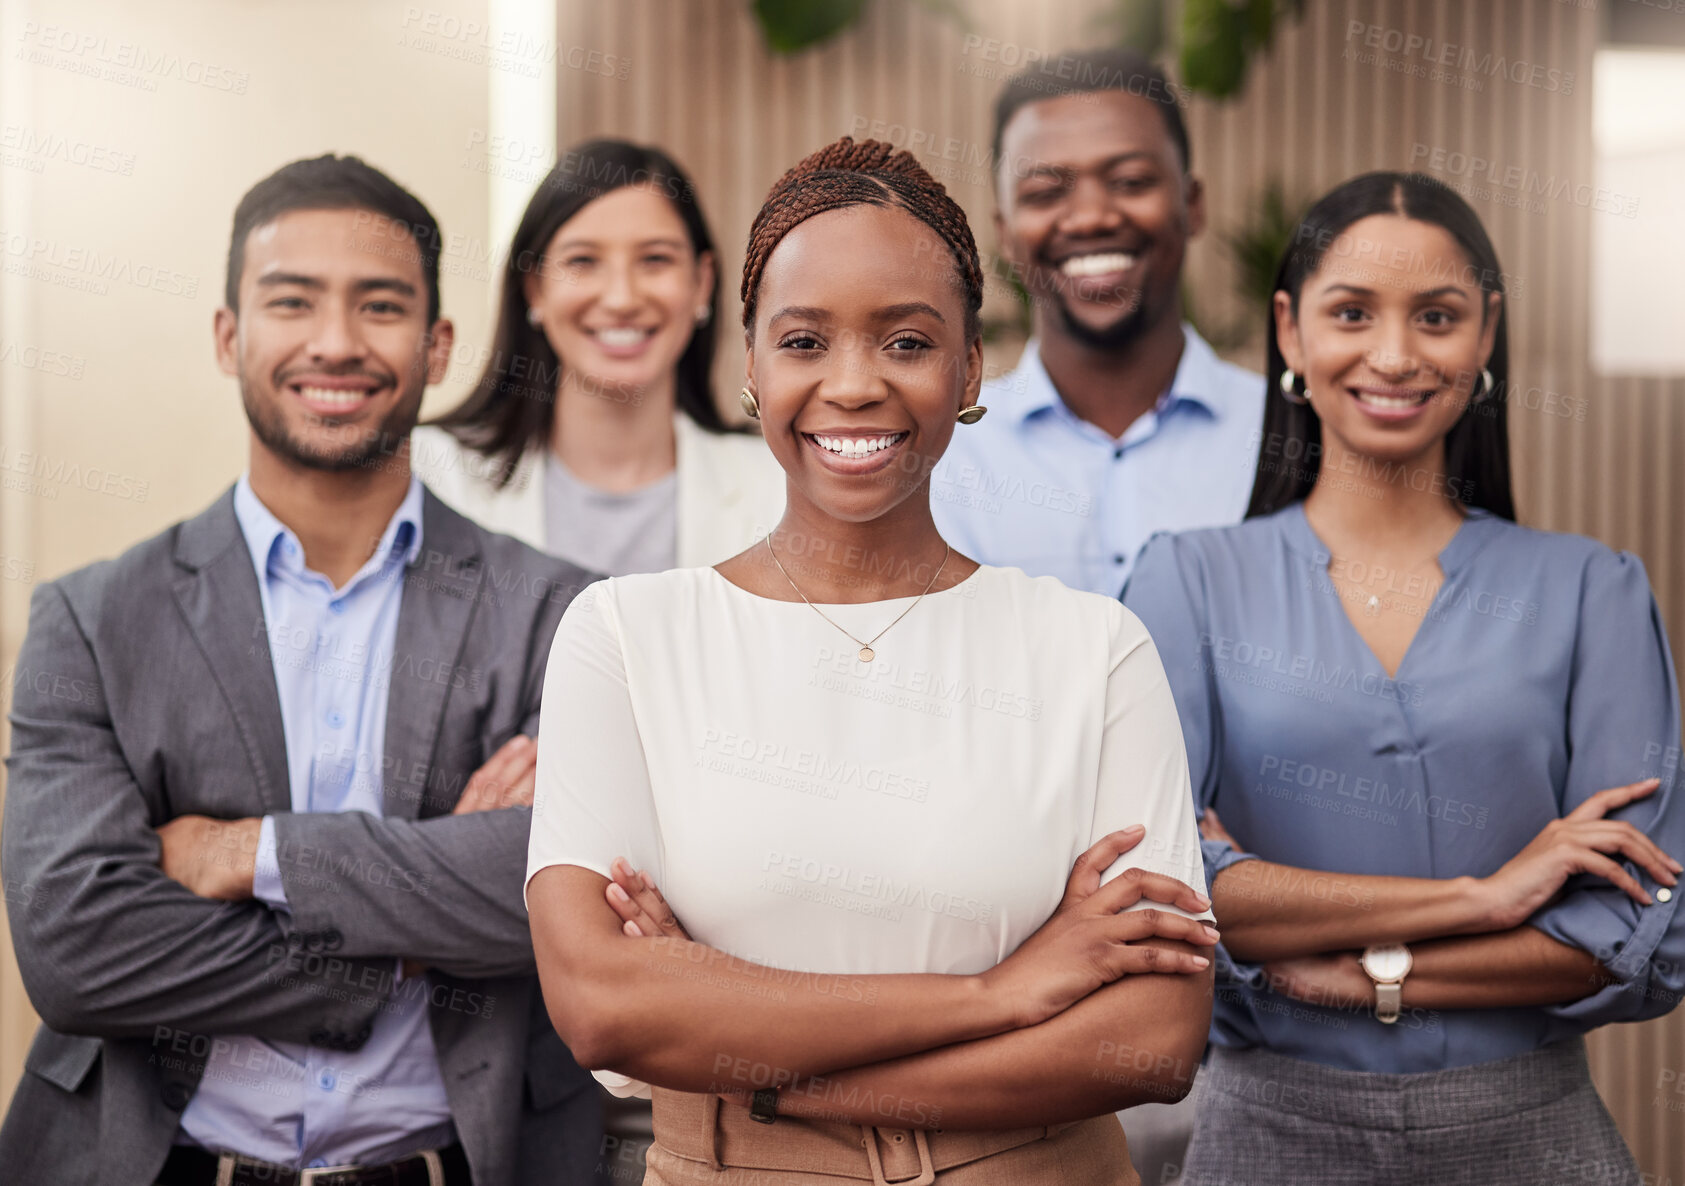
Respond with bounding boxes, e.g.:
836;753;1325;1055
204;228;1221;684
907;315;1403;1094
557;0;1683;1175
0;0;545;1116
0;0;1680;1176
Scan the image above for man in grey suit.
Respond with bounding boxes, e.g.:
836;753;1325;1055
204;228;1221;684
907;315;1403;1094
1;155;601;1185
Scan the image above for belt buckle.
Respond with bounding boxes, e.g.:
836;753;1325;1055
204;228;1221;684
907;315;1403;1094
862;1127;935;1186
296;1149;444;1186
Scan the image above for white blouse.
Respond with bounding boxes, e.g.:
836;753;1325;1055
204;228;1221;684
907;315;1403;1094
527;564;1211;1095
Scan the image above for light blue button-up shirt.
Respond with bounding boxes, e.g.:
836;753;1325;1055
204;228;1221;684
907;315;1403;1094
932;323;1265;597
178;476;455;1167
1125;503;1684;1071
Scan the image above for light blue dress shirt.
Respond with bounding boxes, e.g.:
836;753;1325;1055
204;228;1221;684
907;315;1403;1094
931;323;1265;597
179;476;455;1167
1124;503;1684;1072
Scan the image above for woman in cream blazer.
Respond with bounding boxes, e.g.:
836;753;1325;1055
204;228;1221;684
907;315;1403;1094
417;138;783;574
411;414;784;567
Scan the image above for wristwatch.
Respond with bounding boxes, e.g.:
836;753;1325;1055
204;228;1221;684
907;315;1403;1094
1360;944;1413;1024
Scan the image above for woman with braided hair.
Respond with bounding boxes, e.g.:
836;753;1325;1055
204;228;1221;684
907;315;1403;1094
525;137;1216;1184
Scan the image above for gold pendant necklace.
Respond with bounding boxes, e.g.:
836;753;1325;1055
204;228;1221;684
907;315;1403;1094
764;533;950;663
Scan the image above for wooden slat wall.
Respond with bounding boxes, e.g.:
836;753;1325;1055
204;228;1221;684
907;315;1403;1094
558;0;1684;1175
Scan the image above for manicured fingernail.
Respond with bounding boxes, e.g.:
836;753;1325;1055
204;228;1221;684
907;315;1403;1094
623;919;641;937
514;735;532;748
1203;925;1221;941
607;882;630;903
1123;824;1145;834
1191;956;1210;968
1194;894;1211;909
639;869;654;890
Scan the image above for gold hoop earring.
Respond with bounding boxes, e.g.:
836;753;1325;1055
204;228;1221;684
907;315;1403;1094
1279;369;1311;406
738;387;761;420
956;405;988;425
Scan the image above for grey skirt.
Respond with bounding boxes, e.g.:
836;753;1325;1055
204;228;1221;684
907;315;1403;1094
1179;1038;1638;1186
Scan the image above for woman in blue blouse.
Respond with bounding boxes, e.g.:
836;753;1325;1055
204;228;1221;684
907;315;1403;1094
1124;172;1682;1185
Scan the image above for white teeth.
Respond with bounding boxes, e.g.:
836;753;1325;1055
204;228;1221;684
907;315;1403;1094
811;433;904;458
1059;252;1136;278
595;327;649;347
1357;391;1425;409
297;386;366;407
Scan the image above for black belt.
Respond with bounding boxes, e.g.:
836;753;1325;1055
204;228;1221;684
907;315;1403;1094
157;1141;471;1186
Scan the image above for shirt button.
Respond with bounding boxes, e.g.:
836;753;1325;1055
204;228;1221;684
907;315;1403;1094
326;709;346;729
1113;447;1124;460
317;1069;337;1091
1659;888;1673;903
330;600;347;614
1113;554;1127;565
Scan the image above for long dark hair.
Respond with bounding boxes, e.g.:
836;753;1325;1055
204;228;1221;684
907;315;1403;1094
1247;171;1515;521
430;139;728;487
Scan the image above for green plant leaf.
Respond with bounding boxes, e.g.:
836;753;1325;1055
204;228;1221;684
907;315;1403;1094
751;0;869;54
1181;0;1250;98
1222;181;1305;309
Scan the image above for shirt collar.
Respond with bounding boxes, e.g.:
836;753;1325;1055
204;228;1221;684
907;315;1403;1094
233;474;425;590
988;322;1240;427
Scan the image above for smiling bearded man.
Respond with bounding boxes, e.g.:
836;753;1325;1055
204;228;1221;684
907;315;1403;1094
930;46;1266;600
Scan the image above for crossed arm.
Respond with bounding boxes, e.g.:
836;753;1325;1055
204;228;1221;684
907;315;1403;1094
2;583;548;1049
156;734;545;979
1203;781;1681;1012
531;836;1216;1131
3;586;388;1043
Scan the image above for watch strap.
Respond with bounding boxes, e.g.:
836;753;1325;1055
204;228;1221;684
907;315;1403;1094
1375;980;1402;1024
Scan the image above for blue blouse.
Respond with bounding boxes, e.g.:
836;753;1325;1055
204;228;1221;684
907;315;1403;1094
1123;502;1683;1073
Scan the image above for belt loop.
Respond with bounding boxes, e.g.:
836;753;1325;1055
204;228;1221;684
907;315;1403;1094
863;1127;936;1186
704;1092;724;1171
421;1148;445;1186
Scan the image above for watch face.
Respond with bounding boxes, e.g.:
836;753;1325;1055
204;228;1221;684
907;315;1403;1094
1364;945;1411;981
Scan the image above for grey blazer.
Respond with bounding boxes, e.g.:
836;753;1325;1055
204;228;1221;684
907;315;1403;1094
1;486;602;1185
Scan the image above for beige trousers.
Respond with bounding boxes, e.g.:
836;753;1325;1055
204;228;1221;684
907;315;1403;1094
643;1087;1141;1185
